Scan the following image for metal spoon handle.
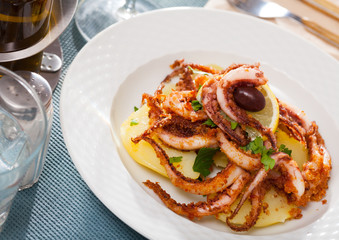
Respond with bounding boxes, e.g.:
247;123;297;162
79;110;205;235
288;13;339;48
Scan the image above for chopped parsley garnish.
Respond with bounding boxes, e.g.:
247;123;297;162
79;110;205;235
203;119;217;127
169;156;183;164
261;148;275;170
279;144;292;156
241;136;263;154
241;136;275;171
134;106;139;112
188;66;212;76
230;121;238;130
130;119;139;126
219;111;239;130
193;147;219;177
191;100;203;111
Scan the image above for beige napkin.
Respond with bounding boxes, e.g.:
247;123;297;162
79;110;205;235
204;0;339;60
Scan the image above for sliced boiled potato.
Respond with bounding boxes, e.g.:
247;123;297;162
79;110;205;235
213;151;229;168
120;104;200;179
216;187;298;227
161;82;177;96
276;128;308;170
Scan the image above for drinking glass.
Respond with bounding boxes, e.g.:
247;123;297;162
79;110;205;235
75;0;158;41
0;66;47;231
0;0;55;72
13;71;53;189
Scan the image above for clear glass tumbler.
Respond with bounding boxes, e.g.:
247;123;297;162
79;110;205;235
0;66;47;231
13;71;54;189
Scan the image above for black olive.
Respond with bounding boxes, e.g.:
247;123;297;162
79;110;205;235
234;87;266;112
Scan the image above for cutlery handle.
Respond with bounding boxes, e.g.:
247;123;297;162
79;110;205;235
300;17;339;48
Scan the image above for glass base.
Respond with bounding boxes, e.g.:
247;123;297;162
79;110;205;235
75;0;158;41
18;178;39;191
0;211;9;232
0;198;13;233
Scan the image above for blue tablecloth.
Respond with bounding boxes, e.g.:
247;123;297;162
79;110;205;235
1;1;208;239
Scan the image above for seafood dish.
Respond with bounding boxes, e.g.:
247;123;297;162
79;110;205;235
120;59;331;232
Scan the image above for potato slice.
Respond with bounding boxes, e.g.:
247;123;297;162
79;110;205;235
161;82;177;96
213;151;229;168
216;187;298;227
276;128;308;170
120;104;200;179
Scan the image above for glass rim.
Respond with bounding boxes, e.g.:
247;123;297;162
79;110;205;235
0;65;48;176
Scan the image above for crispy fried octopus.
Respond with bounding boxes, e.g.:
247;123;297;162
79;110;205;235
216;65;277;149
132;60;331;232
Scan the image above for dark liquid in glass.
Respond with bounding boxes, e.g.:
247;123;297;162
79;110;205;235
0;0;53;53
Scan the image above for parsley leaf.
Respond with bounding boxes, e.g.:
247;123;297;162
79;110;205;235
193;147;219;177
130;119;139;126
279;144;292;156
203;119;217;127
169;156;183;164
242;136;263;154
134;106;139;112
219;111;239;130
230;121;238;130
242;136;275;170
261;151;275;171
191;100;203;111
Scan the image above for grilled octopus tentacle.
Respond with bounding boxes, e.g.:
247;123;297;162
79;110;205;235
226;184;267;232
216;65;277;150
201;78;249;146
274;153;305;201
300;122;331;205
144;170;250;219
162;90;208;122
142;136;245;195
217;130;261;171
278;100;331;206
156;122;218;150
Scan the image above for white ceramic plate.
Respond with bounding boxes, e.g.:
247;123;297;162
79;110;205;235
60;8;339;239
